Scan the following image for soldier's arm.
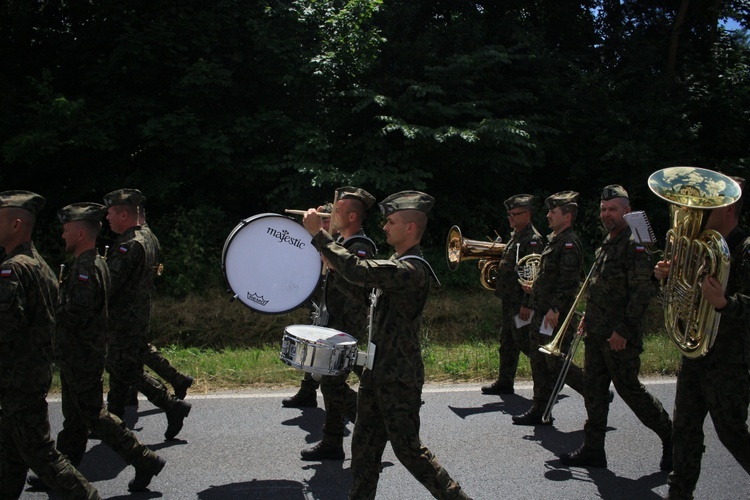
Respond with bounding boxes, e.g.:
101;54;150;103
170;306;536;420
107;240;143;296
330;240;376;304
551;242;582;312
0;264;25;343
58;263;103;331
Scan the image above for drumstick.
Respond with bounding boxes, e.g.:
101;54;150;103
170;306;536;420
284;209;332;218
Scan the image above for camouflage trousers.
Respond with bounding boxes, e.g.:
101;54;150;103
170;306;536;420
497;300;531;386
57;366;159;468
106;343;176;415
582;334;671;450
667;358;750;499
0;390;100;500
528;316;584;408
143;343;191;389
349;374;469;500
319;365;362;438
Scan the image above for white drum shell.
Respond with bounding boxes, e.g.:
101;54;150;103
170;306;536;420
280;325;358;376
222;213;322;314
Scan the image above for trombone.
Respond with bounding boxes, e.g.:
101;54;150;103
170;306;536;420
538;262;596;423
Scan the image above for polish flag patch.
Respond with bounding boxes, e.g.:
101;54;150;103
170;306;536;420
530;241;538;247
564;242;574;249
1;269;11;278
357;250;367;258
635;246;646;253
118;246;128;254
78;274;89;282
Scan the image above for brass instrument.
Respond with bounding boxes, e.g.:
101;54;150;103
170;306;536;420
538;263;596;423
446;225;506;290
648;167;741;358
516;253;542;287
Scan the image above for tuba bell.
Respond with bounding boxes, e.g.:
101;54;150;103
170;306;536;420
446;225;506;290
648;166;742;358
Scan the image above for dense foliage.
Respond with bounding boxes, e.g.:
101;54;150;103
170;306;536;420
2;1;748;297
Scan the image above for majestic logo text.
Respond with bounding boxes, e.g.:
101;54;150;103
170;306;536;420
267;227;306;249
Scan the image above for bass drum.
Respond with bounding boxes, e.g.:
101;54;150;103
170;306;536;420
222;213;322;314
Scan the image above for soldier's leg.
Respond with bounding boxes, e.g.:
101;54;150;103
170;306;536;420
668;359;708;499
704;363;750;475
301;372;353;460
546;333;585;396
8;397;100;499
582;335;612;450
56;370;93;466
497;305;521;385
381;382;469;499
144;344;193;399
528;324;552;408
0;403;28;499
349;383;389;500
282;372;319;408
105;349;133;418
606;345;671;442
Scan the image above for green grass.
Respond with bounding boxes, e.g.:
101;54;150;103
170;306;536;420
48;286;682;393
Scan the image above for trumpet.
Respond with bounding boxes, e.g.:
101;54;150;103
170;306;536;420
284;209;331;218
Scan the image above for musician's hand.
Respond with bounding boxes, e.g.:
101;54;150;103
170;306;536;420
654;260;671;280
544;309;560;329
522;284;532;294
519;306;532;321
302;208;322;236
702;275;728;310
608;331;627;351
321;255;335;272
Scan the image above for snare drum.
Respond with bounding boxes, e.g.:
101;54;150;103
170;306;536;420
280;325;358;376
222;213;322;314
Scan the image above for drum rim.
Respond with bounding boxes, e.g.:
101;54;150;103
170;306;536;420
221;213;323;315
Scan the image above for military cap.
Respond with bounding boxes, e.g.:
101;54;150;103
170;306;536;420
379;190;434;215
336;186;376;210
601;184;629;201
319;202;334;214
103;188;146;208
0;190;46;215
504;194;534;211
545;191;579;210
57;202;106;224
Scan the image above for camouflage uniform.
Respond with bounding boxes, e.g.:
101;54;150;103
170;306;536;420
527;225;585;410
493;221;544;388
138;223;193;398
316;231;376;445
103;191;186;433
581;225;671;452
312;191;469;500
0;192;99;499
668;226;750;499
54;203;164;478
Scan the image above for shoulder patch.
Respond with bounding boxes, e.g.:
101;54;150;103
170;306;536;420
564;242;574;249
1;268;11;278
118;246;128;254
635;245;646;253
78;273;89;282
530;241;538;247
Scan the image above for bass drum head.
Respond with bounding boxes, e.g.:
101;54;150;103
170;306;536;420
222;213;322;314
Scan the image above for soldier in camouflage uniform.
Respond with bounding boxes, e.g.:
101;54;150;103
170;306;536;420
0;191;100;499
559;185;672;470
303;191;470;500
283;203;334;409
103;189;190;440
657;178;750;499
482;194;544;395
41;202;166;492
513;191;585;426
134;207;194;403
300;187;377;461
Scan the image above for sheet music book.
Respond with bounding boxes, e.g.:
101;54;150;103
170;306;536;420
624;211;657;244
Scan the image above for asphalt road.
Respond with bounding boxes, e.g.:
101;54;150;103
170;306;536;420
20;378;750;499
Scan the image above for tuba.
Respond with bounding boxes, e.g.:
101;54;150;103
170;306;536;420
446;225;506;290
648;167;742;358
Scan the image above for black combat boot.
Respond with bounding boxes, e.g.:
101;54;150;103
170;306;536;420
128;455;166;492
26;474;49;490
165;400;192;440
560;444;607;468
282;388;317;408
512;406;552;426
481;379;514;395
173;375;194;400
300;435;345;461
